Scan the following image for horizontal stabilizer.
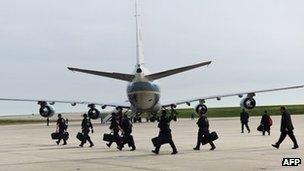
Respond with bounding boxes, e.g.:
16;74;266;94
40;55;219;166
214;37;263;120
146;61;212;81
67;67;135;82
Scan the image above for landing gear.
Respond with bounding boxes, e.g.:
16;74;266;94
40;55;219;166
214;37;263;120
146;112;159;122
131;112;142;123
46;117;50;126
133;114;142;123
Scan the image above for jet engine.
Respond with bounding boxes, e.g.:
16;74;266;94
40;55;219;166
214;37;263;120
195;104;208;115
38;101;55;118
87;104;101;119
240;97;256;110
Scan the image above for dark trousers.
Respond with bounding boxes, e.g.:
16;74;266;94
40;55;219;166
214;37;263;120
57;130;67;144
262;126;270;136
154;133;177;153
108;131;121;147
241;122;250;132
276;130;298;146
121;132;135;149
80;132;94;146
195;130;215;149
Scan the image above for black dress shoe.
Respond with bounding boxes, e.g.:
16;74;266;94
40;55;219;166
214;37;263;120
117;146;123;151
62;142;67;146
56;141;60;145
152;150;159;154
292;145;299;149
130;147;136;151
89;144;94;148
193;147;200;151
272;144;279;149
171;151;178;155
210;147;216;151
106;143;111;148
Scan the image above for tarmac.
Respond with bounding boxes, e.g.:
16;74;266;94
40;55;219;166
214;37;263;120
0;115;303;171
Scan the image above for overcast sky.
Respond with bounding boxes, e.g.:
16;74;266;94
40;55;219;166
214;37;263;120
0;0;303;115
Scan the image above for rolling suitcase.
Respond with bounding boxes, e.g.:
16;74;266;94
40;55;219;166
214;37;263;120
103;133;115;142
76;132;85;142
201;132;218;145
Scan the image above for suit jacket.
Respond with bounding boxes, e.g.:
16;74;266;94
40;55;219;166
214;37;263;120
109;118;119;133
158;116;172;135
240;111;249;123
280;111;294;132
81;118;93;133
197;116;209;132
121;117;132;134
260;114;270;127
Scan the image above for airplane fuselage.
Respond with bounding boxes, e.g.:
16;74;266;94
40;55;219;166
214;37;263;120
127;66;161;113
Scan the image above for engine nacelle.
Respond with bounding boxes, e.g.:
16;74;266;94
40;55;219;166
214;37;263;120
87;104;101;119
39;104;55;118
240;97;256;110
195;104;208;115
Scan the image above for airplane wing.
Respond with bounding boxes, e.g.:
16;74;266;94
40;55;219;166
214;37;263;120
0;98;130;109
162;85;304;108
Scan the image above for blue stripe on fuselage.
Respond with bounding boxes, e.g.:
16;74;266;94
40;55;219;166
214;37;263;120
127;81;160;94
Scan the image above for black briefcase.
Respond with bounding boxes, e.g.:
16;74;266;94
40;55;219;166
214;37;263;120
151;136;170;147
76;132;85;142
201;132;218;145
257;125;264;132
103;133;115;142
51;132;60;140
63;132;69;141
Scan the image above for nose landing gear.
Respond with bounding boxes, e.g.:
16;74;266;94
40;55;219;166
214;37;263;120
133;113;142;123
146;112;159;122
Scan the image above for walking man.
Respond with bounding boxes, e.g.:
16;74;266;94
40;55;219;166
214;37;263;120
79;114;94;147
152;110;178;155
272;107;299;149
240;109;250;133
193;110;216;151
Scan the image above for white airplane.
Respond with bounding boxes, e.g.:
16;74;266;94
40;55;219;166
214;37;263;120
0;0;303;123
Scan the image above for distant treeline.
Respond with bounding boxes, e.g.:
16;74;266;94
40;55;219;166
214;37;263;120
1;105;303;125
175;104;304;118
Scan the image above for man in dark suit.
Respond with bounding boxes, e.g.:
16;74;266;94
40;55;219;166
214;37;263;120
118;113;136;151
240;109;250;133
193;110;216;151
79;114;94;147
260;110;271;136
56;114;67;145
152;110;178;155
106;113;122;148
272;107;299;149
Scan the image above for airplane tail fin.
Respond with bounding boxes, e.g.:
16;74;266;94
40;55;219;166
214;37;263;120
67;67;135;82
146;61;212;81
135;0;145;66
